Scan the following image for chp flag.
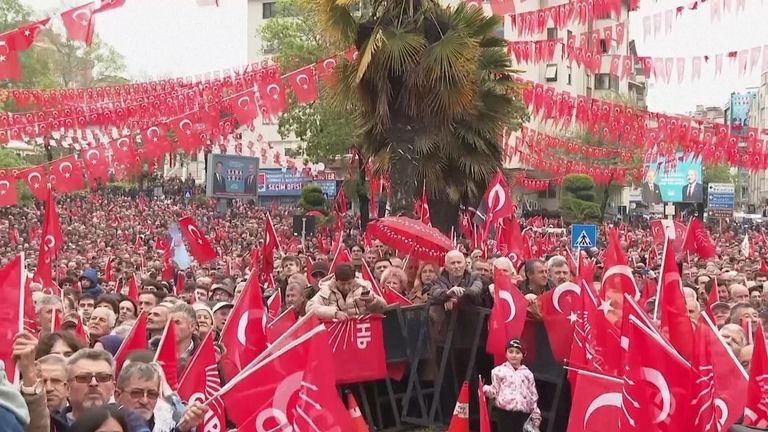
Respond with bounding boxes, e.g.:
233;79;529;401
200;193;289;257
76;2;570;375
323;315;387;384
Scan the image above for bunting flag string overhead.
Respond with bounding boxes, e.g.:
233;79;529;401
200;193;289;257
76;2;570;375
641;0;749;41
505;0;623;37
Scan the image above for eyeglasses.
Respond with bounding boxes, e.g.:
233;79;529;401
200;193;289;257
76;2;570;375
122;388;160;401
72;373;113;384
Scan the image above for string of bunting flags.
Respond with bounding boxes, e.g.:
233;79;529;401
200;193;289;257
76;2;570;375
641;0;749;41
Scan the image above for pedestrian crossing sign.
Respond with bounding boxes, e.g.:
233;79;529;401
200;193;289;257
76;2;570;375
571;224;597;249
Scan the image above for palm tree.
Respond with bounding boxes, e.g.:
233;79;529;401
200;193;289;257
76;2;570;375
310;0;528;230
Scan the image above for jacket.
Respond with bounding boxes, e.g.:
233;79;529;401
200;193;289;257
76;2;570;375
306;277;386;320
426;270;486;347
428;270;484;305
79;268;105;297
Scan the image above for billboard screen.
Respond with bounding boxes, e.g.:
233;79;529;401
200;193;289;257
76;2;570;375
206;154;260;198
730;91;756;133
258;168;337;197
642;154;703;203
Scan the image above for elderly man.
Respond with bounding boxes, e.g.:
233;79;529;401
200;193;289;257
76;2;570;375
66;349;119;421
88;308;116;342
285;281;308;318
212;302;233;333
115;362;207;432
36;295;63;336
520;259;552;295
546;256;572;286
730;284;750;304
37;355;70;414
719;323;747;358
307;263;386;320
168;303;200;368
711;302;731;329
429;250;485;312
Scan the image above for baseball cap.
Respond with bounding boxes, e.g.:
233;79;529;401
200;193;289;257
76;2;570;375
212;302;234;313
310;261;330;277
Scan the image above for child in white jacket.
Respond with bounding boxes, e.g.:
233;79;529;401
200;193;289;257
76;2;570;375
483;339;541;431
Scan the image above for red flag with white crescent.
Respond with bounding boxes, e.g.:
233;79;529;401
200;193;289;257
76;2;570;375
219;273;267;374
0;256;24;382
60;2;96;45
285;66;318;104
48;154;84;193
178;216;217;264
486;268;528;365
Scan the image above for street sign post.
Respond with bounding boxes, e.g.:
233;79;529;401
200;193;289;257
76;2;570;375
707;183;735;218
571;224;597;249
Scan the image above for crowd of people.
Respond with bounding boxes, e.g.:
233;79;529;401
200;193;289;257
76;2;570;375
2;178;768;432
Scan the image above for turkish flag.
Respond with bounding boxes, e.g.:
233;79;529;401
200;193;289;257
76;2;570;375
257;78;288;116
568;280;622;378
692;314;747;432
178;216;217;263
682;217;716;259
94;0;126;13
178;333;225;432
49;155;84;193
154;320;179;390
285;66;318;104
622;315;695;431
8;18;50;50
744;324;768;427
219;273;267;373
174;272;185;296
0;174;17;207
80;147;109;188
537;281;581;362
649;219;686;252
489;0;515;16
113;312;148;375
474;171;513;236
316;56;338;84
35;192;63;289
19;165;48;201
567;370;623;432
60;2;96;45
231;89;259;125
416;185;431;226
323;315;387;384
656;237;694;361
600;228;639;324
496;215;528;269
486;268;528;364
125;274;139;302
0;37;21;80
262;214;280;275
0;256;24;382
223;324;354;431
266;307;297;343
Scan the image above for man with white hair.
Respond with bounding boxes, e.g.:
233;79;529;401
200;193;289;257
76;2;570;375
429;250;484;311
36;294;63;336
546;255;571;286
87;307;116;342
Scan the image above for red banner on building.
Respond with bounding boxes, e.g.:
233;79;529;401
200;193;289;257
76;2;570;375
323;315;387;384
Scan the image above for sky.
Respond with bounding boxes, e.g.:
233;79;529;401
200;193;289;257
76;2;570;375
21;0;248;79
17;0;768;116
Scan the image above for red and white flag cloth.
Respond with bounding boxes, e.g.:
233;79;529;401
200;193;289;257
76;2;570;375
154;320;179;391
267;289;281;322
219;273;267;373
8;17;50;50
262;214;280;276
48;155;83;193
35;192;63;290
60;2;96;45
0;37;22;80
0;256;25;382
360;259;384;298
474;171;514;237
655;237;694;361
478;377;492;432
566;369;623;432
178;216;217;264
20;165;49;201
80;147;109;188
600;227;639;324
649;219;686;252
744;324;768;428
622;315;695;431
486;267;528;365
285;66;319;104
682;217;716;260
177;333;225;432
219;324;355;431
0;173;18;207
537;281;581;362
113;312;148;376
323;315;387;384
568;280;622;378
125;274;139;302
266;306;297;344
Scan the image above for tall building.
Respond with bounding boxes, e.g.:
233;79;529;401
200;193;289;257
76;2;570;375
747;73;768;209
500;0;646;212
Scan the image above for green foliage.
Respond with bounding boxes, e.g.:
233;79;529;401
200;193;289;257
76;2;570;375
561;174;600;223
299;183;328;213
0;148;33;205
259;0;353;162
703;163;733;184
309;0;529;218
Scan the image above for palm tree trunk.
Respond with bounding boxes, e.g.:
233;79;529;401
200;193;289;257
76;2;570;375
387;115;420;216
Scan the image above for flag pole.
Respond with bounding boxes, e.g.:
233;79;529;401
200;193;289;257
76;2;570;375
652;234;670;322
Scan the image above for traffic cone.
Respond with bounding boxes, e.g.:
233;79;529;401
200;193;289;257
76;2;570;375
447;381;469;432
346;390;369;432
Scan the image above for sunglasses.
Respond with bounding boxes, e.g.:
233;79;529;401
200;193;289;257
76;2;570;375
72;373;113;384
122;388;161;401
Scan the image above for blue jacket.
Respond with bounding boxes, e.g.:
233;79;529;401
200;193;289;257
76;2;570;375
79;268;105;297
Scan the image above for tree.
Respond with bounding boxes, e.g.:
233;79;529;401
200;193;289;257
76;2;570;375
560;174;601;223
259;0;352;162
703;163;732;184
0;147;33;205
308;1;528;229
299;183;328;213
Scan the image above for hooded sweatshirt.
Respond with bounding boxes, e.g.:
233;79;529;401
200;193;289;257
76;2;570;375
79;268;105;297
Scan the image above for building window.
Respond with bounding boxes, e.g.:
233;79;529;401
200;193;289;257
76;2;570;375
263;2;277;19
545;64;558;82
600;39;608;54
594;73;617;91
566;65;572;85
537;183;557;199
546;27;558;39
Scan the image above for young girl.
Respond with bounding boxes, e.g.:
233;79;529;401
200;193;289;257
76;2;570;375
483;339;541;431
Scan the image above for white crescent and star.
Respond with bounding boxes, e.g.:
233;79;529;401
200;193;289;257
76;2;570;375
552;282;581;314
237;96;251;110
583;392;622;429
187;224;204;244
236;311;249;345
147;126;160;142
72;10;91;26
86;149;100;164
601;264;640;301
714;398;728;429
59;161;73;177
0;180;9;194
295;74;309;89
179;119;193;134
266;84;281;99
27;171;42;187
488;183;506;213
642;367;671;423
498;290;516;323
323;59;337;71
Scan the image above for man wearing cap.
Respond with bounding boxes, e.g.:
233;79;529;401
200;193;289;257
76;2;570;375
212;302;234;334
710;302;731;329
306;263;385;320
210;285;233;303
308;261;329;297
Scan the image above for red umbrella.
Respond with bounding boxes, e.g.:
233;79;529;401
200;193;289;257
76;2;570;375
366;217;452;263
305;210;324;216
